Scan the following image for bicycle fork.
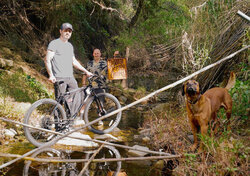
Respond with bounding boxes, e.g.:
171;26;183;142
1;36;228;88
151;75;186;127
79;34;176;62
94;97;106;117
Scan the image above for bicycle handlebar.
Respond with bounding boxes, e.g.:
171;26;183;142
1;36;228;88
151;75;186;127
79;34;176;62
87;74;105;84
54;75;105;97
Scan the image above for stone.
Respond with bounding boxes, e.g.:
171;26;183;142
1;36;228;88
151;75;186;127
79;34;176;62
4;128;17;138
133;135;143;142
154;160;165;169
119;95;128;104
139;128;151;136
0;58;14;69
15;102;31;112
111;127;121;136
57;132;98;148
142;136;150;143
74;119;85;126
127;145;149;157
187;135;194;143
93;134;118;141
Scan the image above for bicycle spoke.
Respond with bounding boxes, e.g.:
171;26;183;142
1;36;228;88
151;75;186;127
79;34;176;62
23;148;67;176
85;146;121;176
85;93;121;134
24;99;66;147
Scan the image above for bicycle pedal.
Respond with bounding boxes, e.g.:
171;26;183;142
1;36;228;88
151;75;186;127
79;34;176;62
47;134;55;141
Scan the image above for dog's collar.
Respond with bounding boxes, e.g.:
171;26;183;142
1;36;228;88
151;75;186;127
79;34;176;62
188;94;201;104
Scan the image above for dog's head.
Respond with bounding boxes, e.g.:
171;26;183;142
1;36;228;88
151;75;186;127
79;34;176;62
182;80;201;97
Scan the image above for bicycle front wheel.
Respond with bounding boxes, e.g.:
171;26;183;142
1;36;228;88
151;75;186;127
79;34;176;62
84;93;122;134
23;99;67;147
85;145;122;176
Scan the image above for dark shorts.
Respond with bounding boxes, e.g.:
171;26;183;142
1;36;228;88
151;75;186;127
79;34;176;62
54;77;78;99
54;77;80;117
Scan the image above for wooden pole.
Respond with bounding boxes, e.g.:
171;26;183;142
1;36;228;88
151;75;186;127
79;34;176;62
121;47;129;89
78;144;104;176
0;152;182;163
237;10;250;22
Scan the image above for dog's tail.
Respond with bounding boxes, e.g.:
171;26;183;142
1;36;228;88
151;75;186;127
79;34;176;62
225;72;236;90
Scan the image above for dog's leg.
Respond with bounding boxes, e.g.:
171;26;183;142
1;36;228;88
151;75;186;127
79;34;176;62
190;121;198;152
225;108;232;131
212;112;220;134
198;124;208;152
224;94;233;130
223;102;232;131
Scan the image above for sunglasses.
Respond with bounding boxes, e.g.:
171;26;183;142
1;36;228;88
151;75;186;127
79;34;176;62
63;29;72;33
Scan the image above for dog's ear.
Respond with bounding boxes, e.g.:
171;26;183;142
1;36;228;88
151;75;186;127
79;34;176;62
181;84;185;96
198;83;202;94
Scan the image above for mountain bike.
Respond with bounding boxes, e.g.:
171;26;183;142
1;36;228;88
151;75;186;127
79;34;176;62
23;75;122;147
23;145;121;176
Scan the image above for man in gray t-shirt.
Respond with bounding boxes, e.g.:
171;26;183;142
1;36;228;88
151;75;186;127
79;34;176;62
44;22;92;116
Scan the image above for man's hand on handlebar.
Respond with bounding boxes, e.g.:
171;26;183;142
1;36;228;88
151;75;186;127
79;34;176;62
86;71;93;77
87;74;105;83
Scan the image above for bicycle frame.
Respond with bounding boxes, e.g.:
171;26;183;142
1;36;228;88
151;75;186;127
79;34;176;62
53;76;106;126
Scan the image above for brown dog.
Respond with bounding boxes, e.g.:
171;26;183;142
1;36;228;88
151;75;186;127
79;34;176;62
182;72;235;152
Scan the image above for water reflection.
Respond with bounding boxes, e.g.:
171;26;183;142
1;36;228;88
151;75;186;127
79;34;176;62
22;146;122;176
85;146;121;176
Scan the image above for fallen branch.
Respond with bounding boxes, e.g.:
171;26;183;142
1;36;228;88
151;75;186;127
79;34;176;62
0;152;182;163
78;144;104;176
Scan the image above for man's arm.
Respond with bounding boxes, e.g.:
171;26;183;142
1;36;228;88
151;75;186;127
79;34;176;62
82;74;87;86
72;56;93;77
44;50;56;83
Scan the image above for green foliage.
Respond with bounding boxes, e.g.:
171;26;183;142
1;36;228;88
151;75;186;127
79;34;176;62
0;71;51;103
184;153;197;164
118;0;191;48
207;0;235;20
230;79;249;120
196;130;248;175
183;46;212;74
25;75;51;100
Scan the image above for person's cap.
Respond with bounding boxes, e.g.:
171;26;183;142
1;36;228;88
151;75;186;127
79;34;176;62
60;23;73;31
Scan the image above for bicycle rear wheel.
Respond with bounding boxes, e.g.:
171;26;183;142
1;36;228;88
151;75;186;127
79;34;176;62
23;148;67;176
84;93;121;134
23;99;67;147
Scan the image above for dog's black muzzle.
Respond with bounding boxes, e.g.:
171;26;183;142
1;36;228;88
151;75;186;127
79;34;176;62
187;87;197;96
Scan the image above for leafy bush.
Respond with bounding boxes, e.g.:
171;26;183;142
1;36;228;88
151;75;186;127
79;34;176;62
230;79;249;121
0;71;51;103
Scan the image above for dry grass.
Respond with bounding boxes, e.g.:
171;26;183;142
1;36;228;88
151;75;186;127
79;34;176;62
142;102;249;175
143;103;191;152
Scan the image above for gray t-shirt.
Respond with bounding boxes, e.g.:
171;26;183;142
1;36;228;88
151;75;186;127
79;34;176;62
48;38;74;77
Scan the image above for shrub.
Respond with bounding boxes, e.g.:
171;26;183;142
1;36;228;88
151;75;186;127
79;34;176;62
0;71;51;103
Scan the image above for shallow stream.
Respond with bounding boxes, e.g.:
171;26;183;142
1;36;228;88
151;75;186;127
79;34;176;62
2;129;168;176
